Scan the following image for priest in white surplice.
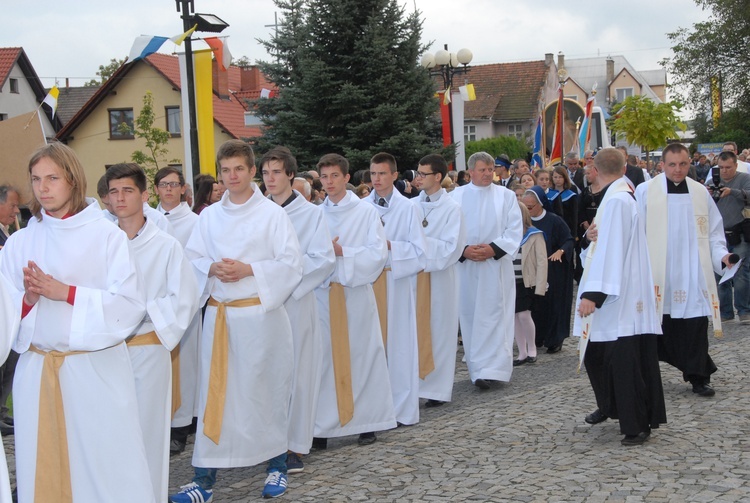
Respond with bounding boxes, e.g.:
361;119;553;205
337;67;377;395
635;143;735;398
367;152;426;425
0;143;154;502
174;140;302;502
450;152;522;389
106;163;200;503
573;147;666;446
314;153;397;448
260;147;335;472
413;154;466;407
155;166;202;455
0;272;18;502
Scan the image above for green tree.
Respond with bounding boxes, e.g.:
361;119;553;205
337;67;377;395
663;0;750;145
252;0;443;172
84;58;125;87
608;95;687;164
120;91;176;205
464;136;531;164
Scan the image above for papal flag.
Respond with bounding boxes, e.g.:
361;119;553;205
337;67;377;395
42;86;59;119
170;24;197;45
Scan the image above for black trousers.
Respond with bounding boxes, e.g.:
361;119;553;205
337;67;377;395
658;315;717;385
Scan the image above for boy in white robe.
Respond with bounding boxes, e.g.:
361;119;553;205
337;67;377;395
413;154;466;407
106;163;200;502
450;152;523;389
573;147;666;446
261;146;336;473
155;166;202;455
313;153;397;447
172;140;302;502
367;152;426;426
0;142;154;502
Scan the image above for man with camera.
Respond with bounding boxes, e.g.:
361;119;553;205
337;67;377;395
706;150;750;323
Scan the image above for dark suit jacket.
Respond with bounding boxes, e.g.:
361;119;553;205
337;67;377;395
571;169;585;193
0;232;7;247
625;164;645;188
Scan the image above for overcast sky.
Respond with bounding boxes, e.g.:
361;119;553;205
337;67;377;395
5;0;711;91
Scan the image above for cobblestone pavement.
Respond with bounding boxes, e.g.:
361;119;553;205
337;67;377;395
4;320;750;502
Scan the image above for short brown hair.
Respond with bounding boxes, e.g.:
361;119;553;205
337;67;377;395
593;147;625;176
259;146;298;178
28;142;88;220
662;143;689;159
317;153;349;175
216;139;255;170
370;152;397;173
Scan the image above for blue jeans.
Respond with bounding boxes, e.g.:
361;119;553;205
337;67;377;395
192;453;287;490
717;240;750;318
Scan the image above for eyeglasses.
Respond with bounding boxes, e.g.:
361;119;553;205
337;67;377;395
157;182;182;189
415;171;436;178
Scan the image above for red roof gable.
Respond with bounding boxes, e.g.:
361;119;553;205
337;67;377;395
0;47;22;89
462;60;550;122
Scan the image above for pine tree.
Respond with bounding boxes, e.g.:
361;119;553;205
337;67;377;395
254;0;442;172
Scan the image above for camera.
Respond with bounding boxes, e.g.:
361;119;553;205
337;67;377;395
711;167;724;202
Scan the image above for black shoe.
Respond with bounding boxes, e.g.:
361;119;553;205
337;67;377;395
424;399;446;408
584;409;608;425
474;378;490;390
513;358;527;367
692;383;715;397
358;432;377;446
525;356;537;364
311;437;328;450
546;345;562;354
169;439;185;456
621;429;651;446
2;417;13;427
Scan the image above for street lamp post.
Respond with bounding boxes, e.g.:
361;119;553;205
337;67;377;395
557;68;568;156
175;1;229;181
421;45;473;169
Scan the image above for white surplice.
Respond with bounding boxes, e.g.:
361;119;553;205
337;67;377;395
0;199;154;502
635;177;727;319
157;201;201;426
0;272;18;503
368;189;426;425
414;189;466;402
281;192;335;454
127;217;200;503
314;191;397;437
186;185;302;468
573;177;662;342
450;183;522;382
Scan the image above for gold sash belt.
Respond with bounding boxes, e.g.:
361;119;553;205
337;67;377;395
372;267;391;348
203;296;261;444
28;344;96;503
416;272;435;379
125;331;181;417
328;283;354;426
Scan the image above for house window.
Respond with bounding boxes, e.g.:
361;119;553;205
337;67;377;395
508;123;523;139
109;108;134;139
9;79;19;93
464;125;476;143
244;111;263;127
615;88;634;102
166;106;181;136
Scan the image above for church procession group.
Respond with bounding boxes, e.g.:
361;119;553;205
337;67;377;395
0;137;739;502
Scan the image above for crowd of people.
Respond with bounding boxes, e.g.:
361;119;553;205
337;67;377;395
0;138;747;502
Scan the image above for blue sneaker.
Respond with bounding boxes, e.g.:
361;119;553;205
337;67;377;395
286;452;304;474
262;470;288;498
170;482;213;503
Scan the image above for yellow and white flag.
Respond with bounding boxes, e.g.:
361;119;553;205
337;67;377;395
42;86;59;119
459;83;476;101
170;24;197;45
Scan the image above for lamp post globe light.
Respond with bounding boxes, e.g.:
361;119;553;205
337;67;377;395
421;44;473;169
175;0;229;184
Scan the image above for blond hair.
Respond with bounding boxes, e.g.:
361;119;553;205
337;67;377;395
28;142;88;221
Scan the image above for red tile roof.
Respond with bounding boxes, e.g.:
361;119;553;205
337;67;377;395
57;53;275;141
462;60;550;122
0;47;22;89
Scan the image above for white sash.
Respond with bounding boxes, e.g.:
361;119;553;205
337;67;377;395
646;174;722;337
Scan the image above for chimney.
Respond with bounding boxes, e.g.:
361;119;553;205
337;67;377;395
65;77;69;88
557;52;565;71
606;57;615;103
241;66;260;91
544;53;553;66
212;59;230;100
